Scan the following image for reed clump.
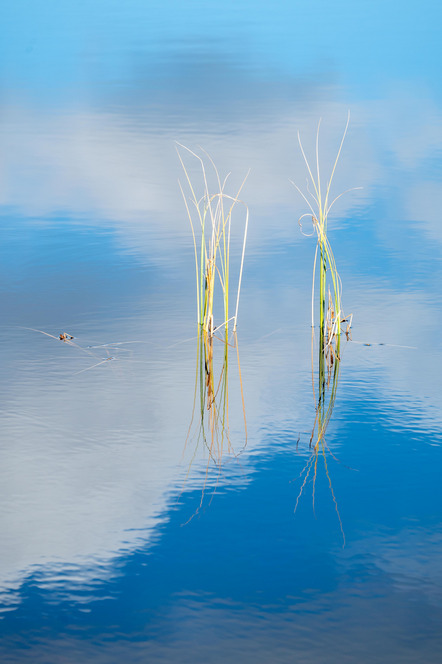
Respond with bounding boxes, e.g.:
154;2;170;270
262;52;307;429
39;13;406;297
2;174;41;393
291;116;360;543
291;114;357;371
177;145;248;515
177;144;249;337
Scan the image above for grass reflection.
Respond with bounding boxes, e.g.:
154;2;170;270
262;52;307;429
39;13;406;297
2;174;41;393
294;329;346;543
182;327;247;519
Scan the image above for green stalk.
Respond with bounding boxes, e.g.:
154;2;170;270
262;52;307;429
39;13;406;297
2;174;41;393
319;239;326;351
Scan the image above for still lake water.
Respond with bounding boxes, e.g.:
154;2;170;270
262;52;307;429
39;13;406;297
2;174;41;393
1;1;442;661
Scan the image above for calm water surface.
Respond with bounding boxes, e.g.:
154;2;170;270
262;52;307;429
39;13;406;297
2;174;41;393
1;1;442;662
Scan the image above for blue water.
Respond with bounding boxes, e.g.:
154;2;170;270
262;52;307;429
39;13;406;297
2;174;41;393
1;1;442;661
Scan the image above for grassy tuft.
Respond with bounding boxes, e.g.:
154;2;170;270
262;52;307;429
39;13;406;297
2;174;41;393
177;145;249;518
291;113;359;365
291;115;361;544
177;144;249;336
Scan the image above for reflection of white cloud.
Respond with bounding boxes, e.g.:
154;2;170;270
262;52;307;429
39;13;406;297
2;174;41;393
1;269;441;607
360;86;442;249
0;317;192;601
0;100;372;254
374;87;442;171
340;525;442;608
343;285;442;432
405;181;442;243
3;86;442;261
0;300;314;604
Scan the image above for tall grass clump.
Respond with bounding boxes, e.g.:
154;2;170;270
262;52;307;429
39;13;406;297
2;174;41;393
177;145;249;516
291;115;360;542
177;144;249;337
291;113;356;373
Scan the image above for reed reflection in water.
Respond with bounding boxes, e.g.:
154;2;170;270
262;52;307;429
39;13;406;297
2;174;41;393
183;326;247;516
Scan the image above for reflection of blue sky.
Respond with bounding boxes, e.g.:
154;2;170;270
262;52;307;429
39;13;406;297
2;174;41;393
2;1;442;101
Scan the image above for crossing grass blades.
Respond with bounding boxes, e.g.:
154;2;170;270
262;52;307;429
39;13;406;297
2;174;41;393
177;144;248;516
